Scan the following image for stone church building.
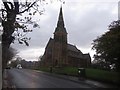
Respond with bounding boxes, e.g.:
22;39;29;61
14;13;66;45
41;7;91;67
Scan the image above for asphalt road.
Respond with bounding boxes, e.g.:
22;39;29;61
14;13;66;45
7;68;96;88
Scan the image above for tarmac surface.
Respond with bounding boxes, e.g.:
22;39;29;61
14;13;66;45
3;68;119;89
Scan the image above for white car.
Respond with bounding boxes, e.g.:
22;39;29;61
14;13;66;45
17;64;22;69
18;66;22;69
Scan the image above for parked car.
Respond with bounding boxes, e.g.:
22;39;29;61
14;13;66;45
16;64;22;69
18;66;22;69
6;66;11;69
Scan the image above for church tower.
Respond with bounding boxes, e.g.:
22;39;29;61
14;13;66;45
52;7;68;67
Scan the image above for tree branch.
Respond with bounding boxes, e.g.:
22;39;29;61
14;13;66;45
2;0;10;11
7;2;14;10
18;0;38;14
14;0;19;14
32;6;44;15
2;0;14;11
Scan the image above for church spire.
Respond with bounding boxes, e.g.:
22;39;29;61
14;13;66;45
54;6;67;34
57;6;64;27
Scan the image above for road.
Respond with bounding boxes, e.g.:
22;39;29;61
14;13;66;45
7;68;96;88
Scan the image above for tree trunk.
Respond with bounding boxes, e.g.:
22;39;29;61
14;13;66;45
2;10;16;71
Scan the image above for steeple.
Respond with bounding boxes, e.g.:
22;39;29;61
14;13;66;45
54;6;67;34
57;6;64;27
52;6;68;67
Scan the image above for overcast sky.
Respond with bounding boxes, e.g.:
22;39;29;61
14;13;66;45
10;0;119;61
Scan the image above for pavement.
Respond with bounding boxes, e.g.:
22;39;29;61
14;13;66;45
2;69;119;89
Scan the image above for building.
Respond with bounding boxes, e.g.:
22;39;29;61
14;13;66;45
41;7;91;67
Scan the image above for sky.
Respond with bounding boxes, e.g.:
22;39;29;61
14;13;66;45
9;0;119;61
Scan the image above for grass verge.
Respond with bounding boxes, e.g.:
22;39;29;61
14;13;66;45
35;67;120;84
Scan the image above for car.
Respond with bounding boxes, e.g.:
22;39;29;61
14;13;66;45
17;66;22;69
19;66;22;69
16;64;22;69
6;66;11;69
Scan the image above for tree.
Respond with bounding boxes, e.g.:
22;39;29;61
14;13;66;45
2;46;18;69
0;0;64;70
38;55;43;66
1;0;47;47
92;20;120;71
1;0;64;47
1;0;45;70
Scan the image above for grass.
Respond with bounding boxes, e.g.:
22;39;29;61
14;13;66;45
53;67;78;76
36;66;120;84
35;67;50;72
85;68;120;83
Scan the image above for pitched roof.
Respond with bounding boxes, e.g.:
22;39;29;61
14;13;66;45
45;38;54;49
83;53;91;60
67;44;84;58
67;44;82;53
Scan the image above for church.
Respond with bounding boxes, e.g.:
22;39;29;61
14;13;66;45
41;7;91;67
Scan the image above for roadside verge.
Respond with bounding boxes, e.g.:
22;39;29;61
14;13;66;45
34;70;119;88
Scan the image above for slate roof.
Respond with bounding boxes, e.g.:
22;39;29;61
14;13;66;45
67;44;82;53
67;44;84;58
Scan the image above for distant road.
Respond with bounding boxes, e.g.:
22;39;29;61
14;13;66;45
7;68;96;88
